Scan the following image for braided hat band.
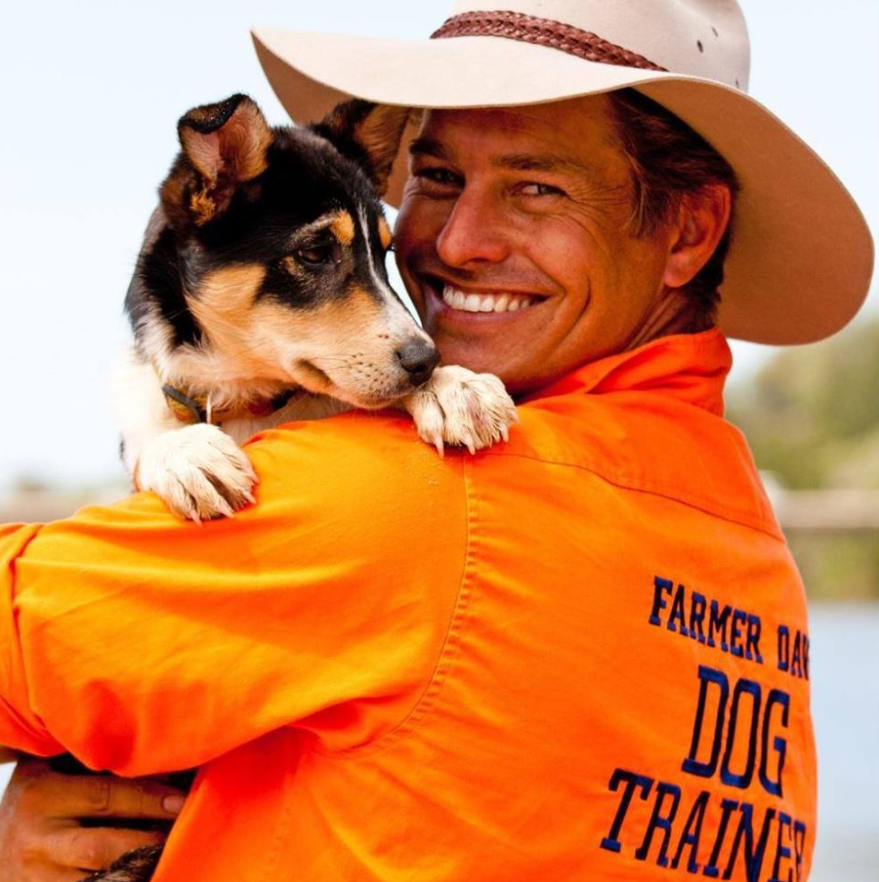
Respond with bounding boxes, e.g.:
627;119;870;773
431;11;668;73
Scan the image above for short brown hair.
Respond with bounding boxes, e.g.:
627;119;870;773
608;89;740;327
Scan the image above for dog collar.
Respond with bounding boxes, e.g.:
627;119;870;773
161;384;297;425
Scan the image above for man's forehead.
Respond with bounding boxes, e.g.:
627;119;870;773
409;97;621;169
419;96;611;132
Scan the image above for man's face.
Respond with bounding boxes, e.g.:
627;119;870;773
393;95;678;394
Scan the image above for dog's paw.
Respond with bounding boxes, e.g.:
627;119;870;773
406;366;518;455
134;424;258;523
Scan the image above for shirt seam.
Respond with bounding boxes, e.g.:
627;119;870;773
2;525;60;752
318;460;478;759
488;450;782;539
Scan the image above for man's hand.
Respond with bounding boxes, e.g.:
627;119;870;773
0;757;185;882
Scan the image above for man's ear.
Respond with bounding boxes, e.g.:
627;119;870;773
312;100;411;197
161;94;273;227
662;184;732;288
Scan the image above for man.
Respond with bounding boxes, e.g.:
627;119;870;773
0;1;873;880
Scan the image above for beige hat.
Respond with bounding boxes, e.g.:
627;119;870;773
252;0;874;344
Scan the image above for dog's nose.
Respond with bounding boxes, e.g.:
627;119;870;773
397;338;440;387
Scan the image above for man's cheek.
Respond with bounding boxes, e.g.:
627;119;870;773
394;260;424;314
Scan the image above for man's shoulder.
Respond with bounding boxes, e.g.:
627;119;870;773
249;409;459;479
486;382;780;538
245;409;470;531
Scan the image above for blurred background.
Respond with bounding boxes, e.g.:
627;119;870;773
0;1;876;878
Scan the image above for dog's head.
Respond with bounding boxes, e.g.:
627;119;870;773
128;94;438;409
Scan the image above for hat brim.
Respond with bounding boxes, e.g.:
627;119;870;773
252;26;874;345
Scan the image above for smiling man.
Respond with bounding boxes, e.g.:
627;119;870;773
0;1;874;881
396;97;732;388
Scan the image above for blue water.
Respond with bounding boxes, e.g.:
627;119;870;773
809;603;879;881
1;603;877;879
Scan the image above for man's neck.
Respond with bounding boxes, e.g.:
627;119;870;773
625;287;715;351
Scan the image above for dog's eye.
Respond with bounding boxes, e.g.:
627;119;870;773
296;245;334;266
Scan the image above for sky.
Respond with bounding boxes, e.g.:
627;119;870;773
0;0;876;489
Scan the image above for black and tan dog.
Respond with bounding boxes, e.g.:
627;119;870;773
63;94;518;882
116;93;515;522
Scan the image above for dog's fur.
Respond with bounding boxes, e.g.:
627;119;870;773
82;846;163;882
116;93;516;522
69;95;515;880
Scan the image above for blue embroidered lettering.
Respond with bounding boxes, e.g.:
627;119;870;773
777;625;790;673
793;820;806;881
720;678;761;789
600;768;654;853
669;584;689;636
746;614;764;663
759;689;790;798
723;802;775;882
708;601;731;652
597;771;810;878
703;798;739;878
777;625;810;680
683;666;729;779
635;782;681;866
649;577;673;626
648;580;764;666
690;592;708;644
729;608;746;658
670;789;709;873
768;811;793;882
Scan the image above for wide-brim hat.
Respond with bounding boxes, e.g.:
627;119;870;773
252;0;874;345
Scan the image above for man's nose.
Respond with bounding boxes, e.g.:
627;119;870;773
397;337;440;387
435;188;510;268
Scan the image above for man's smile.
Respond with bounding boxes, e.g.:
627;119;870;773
418;277;549;327
440;284;542;314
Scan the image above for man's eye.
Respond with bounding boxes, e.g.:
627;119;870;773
415;167;461;186
518;182;565;198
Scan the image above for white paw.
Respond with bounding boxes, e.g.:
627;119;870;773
134;424;258;523
407;366;518;455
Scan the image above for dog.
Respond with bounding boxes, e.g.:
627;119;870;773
68;94;516;881
115;92;516;522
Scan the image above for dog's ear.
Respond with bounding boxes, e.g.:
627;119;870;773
162;94;273;227
312;100;410;197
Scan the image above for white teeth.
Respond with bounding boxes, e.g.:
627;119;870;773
441;285;537;314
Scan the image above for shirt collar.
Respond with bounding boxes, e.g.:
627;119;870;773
521;328;731;416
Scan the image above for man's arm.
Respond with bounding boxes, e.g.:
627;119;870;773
0;414;468;775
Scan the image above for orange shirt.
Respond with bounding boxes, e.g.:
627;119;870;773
0;330;815;881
